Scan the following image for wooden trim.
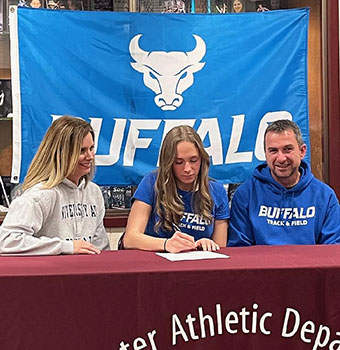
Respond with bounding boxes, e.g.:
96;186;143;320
0;68;11;80
103;216;128;228
0;211;129;228
103;209;129;227
287;0;323;180
327;0;340;197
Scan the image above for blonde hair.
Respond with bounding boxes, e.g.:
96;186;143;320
155;125;212;233
23;116;95;190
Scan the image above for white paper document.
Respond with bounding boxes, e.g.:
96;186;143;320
156;250;230;262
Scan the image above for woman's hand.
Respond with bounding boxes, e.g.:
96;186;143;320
73;240;101;255
165;232;196;253
195;238;220;251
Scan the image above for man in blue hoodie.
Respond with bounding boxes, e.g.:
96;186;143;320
228;119;340;246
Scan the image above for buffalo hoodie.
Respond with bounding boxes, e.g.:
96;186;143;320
228;160;340;246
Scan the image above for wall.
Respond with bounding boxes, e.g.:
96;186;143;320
286;0;323;181
0;120;12;176
327;0;340;196
0;34;12;177
0;33;10;79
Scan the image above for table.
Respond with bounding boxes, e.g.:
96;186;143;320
1;245;340;350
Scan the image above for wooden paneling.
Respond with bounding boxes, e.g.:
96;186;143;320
0;69;10;80
0;120;12;176
0;34;10;72
286;0;323;181
327;0;340;196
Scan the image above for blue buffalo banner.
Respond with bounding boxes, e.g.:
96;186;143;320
9;6;309;185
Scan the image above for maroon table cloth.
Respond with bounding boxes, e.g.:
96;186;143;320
0;245;340;350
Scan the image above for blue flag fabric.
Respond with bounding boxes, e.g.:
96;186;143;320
11;7;309;185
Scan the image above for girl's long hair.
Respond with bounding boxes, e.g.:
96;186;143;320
154;125;212;233
23;116;95;190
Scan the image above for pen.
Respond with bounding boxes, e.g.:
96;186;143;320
173;223;182;232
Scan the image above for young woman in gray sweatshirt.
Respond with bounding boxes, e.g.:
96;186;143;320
0;116;109;255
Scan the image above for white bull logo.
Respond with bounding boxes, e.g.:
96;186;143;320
129;34;206;111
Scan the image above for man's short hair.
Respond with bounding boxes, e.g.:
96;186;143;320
264;119;305;148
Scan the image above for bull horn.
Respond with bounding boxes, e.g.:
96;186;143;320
187;35;206;62
129;34;149;62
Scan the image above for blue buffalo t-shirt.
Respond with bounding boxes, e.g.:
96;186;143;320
133;171;230;240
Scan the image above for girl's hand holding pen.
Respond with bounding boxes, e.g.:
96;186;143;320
164;225;196;253
169;223;220;252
